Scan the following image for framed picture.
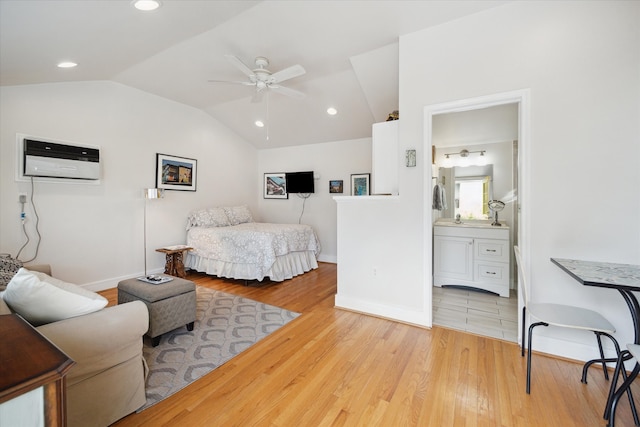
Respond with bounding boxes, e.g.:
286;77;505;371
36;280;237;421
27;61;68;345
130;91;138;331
329;180;343;193
264;173;288;199
156;153;197;191
351;173;370;196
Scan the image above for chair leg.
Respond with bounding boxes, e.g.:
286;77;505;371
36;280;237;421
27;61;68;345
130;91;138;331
597;333;611;381
605;350;639;423
583;331;621;384
606;350;627;420
521;306;527;357
608;362;640;427
527;321;548;394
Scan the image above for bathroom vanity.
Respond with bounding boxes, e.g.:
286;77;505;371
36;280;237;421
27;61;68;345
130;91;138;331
433;220;510;297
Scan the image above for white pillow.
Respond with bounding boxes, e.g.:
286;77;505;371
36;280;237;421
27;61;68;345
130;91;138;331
186;207;231;229
207;207;231;227
223;205;254;225
186;208;212;230
2;268;107;326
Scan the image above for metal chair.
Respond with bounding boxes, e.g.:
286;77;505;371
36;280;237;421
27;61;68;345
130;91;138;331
514;246;622;394
608;344;640;427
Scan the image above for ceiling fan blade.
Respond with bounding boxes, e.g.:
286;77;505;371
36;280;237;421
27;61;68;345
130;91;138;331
224;54;255;78
269;84;306;99
269;64;306;84
208;79;254;86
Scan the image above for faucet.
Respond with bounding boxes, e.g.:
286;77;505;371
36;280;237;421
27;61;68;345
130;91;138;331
455;214;462;224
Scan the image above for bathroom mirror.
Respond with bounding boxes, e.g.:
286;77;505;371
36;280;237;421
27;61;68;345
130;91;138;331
437;164;493;220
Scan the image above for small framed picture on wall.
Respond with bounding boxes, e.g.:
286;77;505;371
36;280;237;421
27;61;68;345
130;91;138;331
329;180;343;193
264;173;288;199
350;173;370;196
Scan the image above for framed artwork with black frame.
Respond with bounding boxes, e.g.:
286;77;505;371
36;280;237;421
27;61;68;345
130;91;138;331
156;153;197;191
350;173;370;196
329;180;343;193
264;173;288;199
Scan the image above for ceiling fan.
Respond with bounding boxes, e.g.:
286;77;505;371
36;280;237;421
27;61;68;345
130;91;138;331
209;54;306;102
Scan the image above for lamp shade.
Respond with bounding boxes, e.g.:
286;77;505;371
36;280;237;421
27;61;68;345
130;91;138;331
144;188;164;199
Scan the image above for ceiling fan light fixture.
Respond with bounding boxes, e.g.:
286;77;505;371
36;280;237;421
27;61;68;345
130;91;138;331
133;0;161;11
327;107;338;116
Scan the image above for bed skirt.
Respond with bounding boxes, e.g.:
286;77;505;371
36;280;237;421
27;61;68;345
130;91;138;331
185;250;318;282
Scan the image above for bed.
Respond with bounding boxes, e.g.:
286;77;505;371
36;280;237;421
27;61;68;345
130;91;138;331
184;206;321;282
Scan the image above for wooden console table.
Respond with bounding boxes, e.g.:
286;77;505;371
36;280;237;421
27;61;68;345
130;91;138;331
156;246;192;278
0;314;75;426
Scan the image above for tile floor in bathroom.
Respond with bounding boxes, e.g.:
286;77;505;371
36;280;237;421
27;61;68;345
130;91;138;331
432;285;519;342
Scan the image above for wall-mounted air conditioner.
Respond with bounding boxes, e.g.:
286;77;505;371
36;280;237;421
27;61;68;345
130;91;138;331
21;137;101;180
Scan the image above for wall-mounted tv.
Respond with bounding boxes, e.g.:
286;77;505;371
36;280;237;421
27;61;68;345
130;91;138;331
286;171;314;194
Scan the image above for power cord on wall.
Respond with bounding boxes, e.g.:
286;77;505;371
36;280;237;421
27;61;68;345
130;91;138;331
297;193;311;224
15;177;42;263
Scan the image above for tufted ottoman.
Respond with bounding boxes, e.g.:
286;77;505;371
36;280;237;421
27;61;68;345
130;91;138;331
117;276;196;347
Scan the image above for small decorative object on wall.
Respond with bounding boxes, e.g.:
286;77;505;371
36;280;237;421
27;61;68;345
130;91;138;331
329;180;343;193
350;173;370;196
156;153;197;191
264;173;288;199
406;149;417;167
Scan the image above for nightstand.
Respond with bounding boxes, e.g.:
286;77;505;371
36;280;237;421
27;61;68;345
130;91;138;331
155;245;193;278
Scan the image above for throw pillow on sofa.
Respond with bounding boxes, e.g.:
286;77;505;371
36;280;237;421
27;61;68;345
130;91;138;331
2;268;108;326
0;256;22;291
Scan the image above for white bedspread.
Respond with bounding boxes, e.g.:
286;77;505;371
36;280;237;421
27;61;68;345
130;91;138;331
185;222;321;281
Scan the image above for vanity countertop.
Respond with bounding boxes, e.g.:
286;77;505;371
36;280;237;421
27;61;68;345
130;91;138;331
434;219;509;229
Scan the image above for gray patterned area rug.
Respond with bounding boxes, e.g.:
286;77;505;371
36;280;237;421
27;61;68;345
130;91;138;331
139;286;300;411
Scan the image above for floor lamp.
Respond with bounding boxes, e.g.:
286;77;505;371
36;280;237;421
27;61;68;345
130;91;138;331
144;188;164;276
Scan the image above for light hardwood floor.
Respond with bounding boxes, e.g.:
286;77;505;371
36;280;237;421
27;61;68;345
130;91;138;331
102;263;639;426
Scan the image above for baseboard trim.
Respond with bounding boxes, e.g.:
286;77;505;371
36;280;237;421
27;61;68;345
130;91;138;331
335;294;429;328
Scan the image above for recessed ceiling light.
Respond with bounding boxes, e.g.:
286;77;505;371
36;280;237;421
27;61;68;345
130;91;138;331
255;120;265;128
327;107;338;116
133;0;161;11
57;61;78;68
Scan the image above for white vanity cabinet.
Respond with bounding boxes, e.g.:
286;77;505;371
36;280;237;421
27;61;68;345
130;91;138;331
434;224;510;297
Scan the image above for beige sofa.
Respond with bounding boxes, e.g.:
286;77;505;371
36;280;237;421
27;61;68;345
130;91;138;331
0;265;149;427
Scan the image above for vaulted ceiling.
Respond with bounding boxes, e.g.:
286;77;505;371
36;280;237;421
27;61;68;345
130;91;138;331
0;1;509;148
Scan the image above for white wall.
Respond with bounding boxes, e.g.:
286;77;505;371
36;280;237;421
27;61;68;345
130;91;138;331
404;1;639;359
257;138;372;263
0;81;258;290
336;0;640;360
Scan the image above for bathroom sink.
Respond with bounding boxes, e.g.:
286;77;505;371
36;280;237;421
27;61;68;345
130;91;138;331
434;219;507;229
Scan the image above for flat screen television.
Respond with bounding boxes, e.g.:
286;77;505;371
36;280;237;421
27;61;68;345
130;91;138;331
286;171;314;193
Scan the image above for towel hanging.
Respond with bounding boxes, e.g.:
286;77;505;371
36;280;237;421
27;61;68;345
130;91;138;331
432;183;447;211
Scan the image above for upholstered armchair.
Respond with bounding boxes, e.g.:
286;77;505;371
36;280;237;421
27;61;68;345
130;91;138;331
0;265;149;427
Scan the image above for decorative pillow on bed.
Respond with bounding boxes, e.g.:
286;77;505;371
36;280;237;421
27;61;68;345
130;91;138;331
207;207;231;227
186;207;230;230
2;268;108;326
223;205;254;225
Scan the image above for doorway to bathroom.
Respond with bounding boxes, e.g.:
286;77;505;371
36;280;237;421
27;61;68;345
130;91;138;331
425;90;530;344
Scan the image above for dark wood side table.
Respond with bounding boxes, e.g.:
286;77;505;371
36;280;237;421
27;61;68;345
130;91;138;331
156;246;193;278
0;314;75;426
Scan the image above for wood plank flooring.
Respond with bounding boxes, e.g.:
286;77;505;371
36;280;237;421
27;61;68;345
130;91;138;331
103;263;639;426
